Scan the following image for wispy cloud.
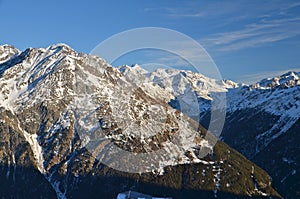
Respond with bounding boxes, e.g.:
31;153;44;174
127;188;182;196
282;2;300;10
200;1;300;52
145;1;300;52
203;16;300;52
142;1;300;80
144;1;281;20
168;12;206;18
144;7;207;18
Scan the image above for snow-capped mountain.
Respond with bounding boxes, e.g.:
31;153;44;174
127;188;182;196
224;72;300;199
119;64;300;199
0;44;20;64
255;71;300;88
0;44;281;199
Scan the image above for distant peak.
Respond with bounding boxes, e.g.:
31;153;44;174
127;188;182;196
223;79;239;88
280;71;299;78
118;64;148;74
131;63;139;67
0;44;21;64
256;71;300;88
0;44;20;52
46;43;75;51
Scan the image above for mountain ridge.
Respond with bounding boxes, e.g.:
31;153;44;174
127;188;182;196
117;61;299;198
0;43;287;198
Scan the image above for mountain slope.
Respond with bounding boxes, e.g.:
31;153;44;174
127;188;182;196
221;73;300;199
0;44;280;199
118;65;299;198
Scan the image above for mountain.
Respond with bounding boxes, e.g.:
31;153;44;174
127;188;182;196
119;65;299;198
222;72;300;199
0;44;280;199
0;44;20;64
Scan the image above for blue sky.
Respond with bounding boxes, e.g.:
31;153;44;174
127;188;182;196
1;0;300;83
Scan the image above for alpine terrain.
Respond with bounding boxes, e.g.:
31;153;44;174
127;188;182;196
120;64;300;198
0;44;283;199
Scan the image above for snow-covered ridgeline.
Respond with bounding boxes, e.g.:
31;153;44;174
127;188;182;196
118;65;300;118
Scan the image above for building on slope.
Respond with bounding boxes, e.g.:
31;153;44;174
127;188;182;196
117;191;172;199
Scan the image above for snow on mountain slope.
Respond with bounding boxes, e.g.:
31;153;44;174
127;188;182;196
0;43;120;198
0;45;20;64
118;65;230;100
0;44;280;199
118;65;229;123
148;68;235;97
118;64;174;103
254;71;300;88
224;72;300;156
117;65;299;199
224;75;300;198
0;44;212;196
118;65;300;151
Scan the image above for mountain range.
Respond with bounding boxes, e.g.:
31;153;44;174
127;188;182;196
119;63;300;199
0;43;298;198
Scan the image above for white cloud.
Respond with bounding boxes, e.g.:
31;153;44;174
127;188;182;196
144;1;300;52
202;16;300;52
144;7;208;18
168;12;206;18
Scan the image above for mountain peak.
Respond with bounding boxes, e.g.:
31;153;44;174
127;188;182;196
0;44;20;64
0;44;285;199
280;71;299;79
0;44;18;49
257;71;300;88
47;43;74;51
42;43;78;56
118;64;148;74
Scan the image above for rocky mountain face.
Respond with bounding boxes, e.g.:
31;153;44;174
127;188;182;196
222;73;300;199
119;65;299;198
0;44;281;199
